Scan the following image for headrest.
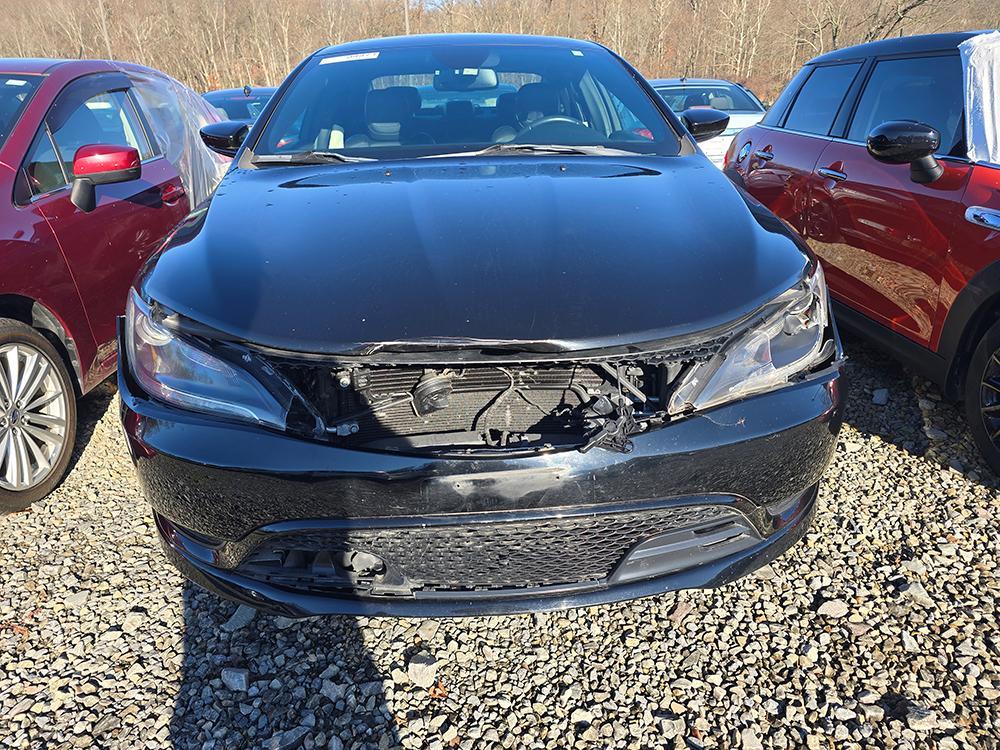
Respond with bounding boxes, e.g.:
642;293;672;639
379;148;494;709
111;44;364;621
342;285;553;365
366;86;419;139
446;100;474;119
517;83;560;120
496;92;516;117
683;94;705;109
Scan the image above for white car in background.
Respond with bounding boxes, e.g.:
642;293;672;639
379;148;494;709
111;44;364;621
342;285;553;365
650;78;766;167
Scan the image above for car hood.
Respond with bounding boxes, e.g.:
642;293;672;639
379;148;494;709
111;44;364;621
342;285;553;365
141;154;811;355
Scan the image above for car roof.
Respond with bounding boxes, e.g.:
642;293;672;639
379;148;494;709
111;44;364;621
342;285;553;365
648;78;743;87
317;33;607;56
808;31;988;65
205;87;277;97
0;58;100;75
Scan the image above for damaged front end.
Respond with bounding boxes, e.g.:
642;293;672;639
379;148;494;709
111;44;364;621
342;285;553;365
125;263;839;457
273;350;719;456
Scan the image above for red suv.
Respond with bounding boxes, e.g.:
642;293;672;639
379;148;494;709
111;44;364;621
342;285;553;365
0;59;225;509
726;31;1000;472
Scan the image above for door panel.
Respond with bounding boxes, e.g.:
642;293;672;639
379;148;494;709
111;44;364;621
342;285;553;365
21;78;189;373
938;164;1000;351
35;157;186;373
807;140;972;345
741;127;830;238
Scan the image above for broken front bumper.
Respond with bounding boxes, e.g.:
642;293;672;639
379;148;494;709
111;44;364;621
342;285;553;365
119;349;843;616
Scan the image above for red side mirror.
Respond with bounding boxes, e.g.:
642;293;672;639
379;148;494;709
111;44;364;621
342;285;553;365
70;144;142;212
72;144;141;184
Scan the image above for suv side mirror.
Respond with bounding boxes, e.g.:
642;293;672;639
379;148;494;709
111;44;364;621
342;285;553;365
200;120;249;157
680;107;730;143
866;120;944;184
70;144;141;212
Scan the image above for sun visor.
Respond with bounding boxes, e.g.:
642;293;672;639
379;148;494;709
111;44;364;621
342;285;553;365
960;31;1000;164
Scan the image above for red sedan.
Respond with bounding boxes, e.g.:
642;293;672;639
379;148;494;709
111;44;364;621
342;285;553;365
726;31;1000;472
0;58;225;508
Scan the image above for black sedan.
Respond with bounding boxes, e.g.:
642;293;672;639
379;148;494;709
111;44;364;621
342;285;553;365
119;34;844;616
202;85;276;122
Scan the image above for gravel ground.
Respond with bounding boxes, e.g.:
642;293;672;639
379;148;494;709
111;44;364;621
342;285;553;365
1;333;997;750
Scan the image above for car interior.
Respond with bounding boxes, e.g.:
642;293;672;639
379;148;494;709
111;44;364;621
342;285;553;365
257;46;675;156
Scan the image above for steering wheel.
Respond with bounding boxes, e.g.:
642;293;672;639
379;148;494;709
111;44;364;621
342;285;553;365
517;115;586;137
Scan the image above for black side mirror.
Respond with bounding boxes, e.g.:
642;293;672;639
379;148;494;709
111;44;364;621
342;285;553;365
200;120;250;157
680;107;730;143
866;120;943;184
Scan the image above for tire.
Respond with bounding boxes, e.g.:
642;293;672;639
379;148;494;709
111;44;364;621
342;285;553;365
964;318;1000;475
0;318;77;512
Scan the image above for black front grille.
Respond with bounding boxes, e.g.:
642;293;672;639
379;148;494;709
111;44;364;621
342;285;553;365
236;503;746;595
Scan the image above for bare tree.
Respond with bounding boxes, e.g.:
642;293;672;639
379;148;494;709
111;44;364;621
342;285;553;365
0;0;992;99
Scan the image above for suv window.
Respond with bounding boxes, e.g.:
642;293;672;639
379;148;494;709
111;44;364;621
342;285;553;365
847;55;964;155
783;63;861;135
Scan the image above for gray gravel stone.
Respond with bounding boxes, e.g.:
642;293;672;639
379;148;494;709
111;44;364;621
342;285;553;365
407;651;438;689
221;668;249;692
221;605;256;633
816;598;850;618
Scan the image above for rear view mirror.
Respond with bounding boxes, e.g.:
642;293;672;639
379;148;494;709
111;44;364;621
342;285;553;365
200;120;250;157
680;107;730;143
433;68;498;91
70;144;141;212
866;120;943;184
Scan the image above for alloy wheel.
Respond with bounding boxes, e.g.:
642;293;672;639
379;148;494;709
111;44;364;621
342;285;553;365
0;342;69;492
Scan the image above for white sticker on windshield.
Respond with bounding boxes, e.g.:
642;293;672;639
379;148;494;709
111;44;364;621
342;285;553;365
571;50;584;57
320;51;380;65
5;79;27;86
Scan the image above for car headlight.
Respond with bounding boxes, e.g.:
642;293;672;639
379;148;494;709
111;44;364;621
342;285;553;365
126;289;289;428
668;264;834;414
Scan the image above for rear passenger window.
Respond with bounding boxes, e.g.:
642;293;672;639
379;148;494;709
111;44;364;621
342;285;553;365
847;55;964;154
783;63;861;135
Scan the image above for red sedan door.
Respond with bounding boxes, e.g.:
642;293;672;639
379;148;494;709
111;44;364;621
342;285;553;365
805;53;971;347
19;73;188;376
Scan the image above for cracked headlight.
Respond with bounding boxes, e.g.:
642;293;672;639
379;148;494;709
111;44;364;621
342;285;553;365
126;289;289;428
669;264;834;414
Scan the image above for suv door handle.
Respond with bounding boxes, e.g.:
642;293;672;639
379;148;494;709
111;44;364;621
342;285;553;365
966;206;1000;231
753;150;774;161
160;183;185;205
817;167;847;182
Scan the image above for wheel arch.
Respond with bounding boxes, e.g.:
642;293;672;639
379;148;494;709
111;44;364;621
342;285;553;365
938;261;1000;400
0;294;84;396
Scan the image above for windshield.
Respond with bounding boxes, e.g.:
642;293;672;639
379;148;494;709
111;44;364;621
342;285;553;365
204;90;275;121
0;75;42;149
655;83;763;114
254;43;679;159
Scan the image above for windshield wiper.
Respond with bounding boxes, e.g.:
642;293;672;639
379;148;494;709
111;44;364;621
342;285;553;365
425;143;643;159
252;150;376;165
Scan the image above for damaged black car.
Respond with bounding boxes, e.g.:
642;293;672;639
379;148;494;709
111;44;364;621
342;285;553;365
118;34;844;616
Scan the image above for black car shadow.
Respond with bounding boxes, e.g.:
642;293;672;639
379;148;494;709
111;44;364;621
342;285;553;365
170;586;401;750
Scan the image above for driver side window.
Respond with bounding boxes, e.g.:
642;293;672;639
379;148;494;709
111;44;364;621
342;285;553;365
49;90;152;177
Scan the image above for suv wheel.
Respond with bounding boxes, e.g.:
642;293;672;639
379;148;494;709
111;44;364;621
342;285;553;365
0;319;77;512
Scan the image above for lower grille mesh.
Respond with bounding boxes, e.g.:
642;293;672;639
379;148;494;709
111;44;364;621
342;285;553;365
238;504;743;593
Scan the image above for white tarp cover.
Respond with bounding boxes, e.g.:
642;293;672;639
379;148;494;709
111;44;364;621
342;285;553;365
960;31;1000;164
117;63;229;208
